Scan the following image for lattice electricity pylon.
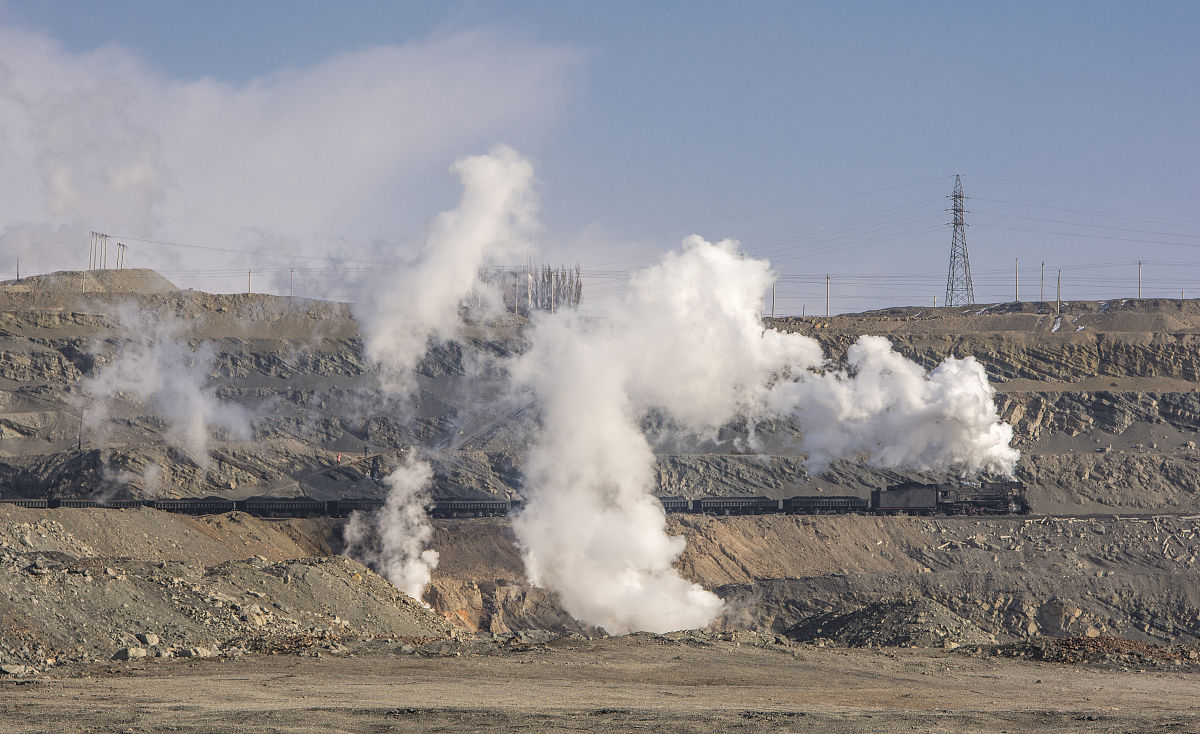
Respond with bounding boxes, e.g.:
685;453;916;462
944;174;975;306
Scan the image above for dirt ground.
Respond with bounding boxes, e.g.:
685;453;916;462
2;636;1198;734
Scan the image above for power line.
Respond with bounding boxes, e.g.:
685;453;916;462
110;234;392;265
970;196;1200;228
972;210;1200;241
973;223;1200;249
548;175;950;256
967;175;1200;203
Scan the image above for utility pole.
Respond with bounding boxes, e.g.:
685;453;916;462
1138;261;1142;299
944;175;975;306
1057;269;1062;315
289;268;295;297
1041;261;1045;301
89;232;112;271
247;270;252;294
1015;258;1019;303
825;274;830;317
771;284;775;319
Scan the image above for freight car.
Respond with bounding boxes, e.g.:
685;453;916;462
782;495;870;515
152;497;237;515
428;498;518;518
326;497;385;517
239;496;342;518
693;495;782;515
657;496;692;514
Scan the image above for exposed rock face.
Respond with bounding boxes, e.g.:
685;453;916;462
784;597;996;648
425;579;589;636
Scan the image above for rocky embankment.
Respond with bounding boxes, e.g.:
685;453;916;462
0;505;453;675
423;513;1200;645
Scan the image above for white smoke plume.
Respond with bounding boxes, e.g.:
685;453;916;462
767;335;1018;473
343;454;440;602
355;144;537;395
344;145;538;601
511;235;1018;633
80;306;251;465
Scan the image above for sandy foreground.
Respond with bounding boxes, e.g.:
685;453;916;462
2;636;1197;734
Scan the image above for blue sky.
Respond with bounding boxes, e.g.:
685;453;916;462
1;1;1197;313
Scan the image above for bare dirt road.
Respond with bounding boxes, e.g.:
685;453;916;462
2;635;1198;734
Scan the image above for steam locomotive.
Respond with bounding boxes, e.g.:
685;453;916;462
0;480;1029;518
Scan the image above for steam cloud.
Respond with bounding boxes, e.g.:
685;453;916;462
766;335;1018;473
355;144;537;394
511;235;1018;633
345;145;539;601
343;454;441;601
81;306;251;464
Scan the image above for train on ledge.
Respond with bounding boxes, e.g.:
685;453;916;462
0;480;1029;518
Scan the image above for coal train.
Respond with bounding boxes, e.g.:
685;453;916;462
0;480;1029;518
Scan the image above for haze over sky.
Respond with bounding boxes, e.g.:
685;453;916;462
1;1;1196;314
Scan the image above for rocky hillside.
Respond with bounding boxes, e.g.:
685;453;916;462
2;270;1199;512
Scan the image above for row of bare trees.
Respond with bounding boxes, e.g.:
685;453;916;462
480;263;582;316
